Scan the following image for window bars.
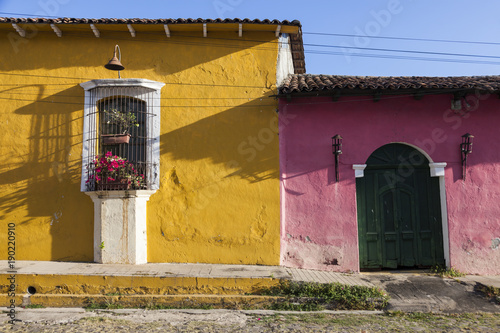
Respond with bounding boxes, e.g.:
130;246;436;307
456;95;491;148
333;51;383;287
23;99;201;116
83;85;158;191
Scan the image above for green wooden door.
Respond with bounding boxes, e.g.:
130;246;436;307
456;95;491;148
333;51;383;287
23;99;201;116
357;144;445;269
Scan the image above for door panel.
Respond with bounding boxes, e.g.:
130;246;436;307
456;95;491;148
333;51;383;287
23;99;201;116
380;188;398;268
399;188;417;267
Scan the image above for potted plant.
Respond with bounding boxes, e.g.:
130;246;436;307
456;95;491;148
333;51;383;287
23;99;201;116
101;109;140;145
87;152;145;190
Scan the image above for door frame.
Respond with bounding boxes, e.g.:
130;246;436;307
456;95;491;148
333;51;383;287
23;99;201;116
353;142;450;269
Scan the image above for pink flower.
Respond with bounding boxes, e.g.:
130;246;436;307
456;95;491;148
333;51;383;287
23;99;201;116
89;153;144;188
107;177;115;182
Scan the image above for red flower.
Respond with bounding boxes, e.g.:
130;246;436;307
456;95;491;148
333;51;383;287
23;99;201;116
89;153;144;189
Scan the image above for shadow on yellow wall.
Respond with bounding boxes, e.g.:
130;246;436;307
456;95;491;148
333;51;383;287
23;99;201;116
160;94;279;184
0;84;93;261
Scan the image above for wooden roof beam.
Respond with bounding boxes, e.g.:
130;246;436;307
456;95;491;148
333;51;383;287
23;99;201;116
413;91;424;100
275;25;281;37
50;24;62;37
332;89;341;102
90;24;100;38
163;24;171;37
12;23;25;37
127;24;136;37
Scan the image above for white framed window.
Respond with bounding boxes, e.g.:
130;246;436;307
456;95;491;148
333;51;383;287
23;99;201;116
80;79;164;192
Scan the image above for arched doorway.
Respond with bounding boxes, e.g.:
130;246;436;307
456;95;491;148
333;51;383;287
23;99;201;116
356;143;445;269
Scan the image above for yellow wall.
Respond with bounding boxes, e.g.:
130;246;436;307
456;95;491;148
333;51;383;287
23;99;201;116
0;25;281;265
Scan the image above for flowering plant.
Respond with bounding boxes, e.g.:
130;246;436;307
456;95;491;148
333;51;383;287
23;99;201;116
87;152;144;188
103;109;139;134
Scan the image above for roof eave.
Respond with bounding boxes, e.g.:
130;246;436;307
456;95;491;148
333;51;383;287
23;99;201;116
276;87;500;99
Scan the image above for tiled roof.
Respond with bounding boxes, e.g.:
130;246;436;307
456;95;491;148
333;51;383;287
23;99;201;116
0;17;302;25
279;74;500;94
0;17;305;74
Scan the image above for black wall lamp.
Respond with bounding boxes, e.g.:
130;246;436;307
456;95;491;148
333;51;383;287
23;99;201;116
461;133;474;180
104;44;125;78
332;134;343;182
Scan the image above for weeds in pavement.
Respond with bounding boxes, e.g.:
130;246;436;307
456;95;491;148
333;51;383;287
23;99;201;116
81;317;107;322
385;311;444;324
249;312;500;331
24;304;45;309
259;281;389;311
269;300;324;311
430;265;466;278
105;292;122;296
143;303;214;310
476;284;500;304
143;304;175;310
85;297;124;310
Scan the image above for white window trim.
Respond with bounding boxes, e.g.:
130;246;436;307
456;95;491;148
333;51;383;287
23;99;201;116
352;164;367;178
79;79;165;192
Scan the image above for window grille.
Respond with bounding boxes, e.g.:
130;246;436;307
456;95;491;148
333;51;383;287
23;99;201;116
80;79;164;192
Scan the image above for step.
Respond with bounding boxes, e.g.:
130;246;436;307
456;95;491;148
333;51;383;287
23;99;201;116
1;273;280;297
1;293;284;309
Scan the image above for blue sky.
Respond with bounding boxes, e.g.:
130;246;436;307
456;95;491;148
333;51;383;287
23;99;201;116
1;0;500;76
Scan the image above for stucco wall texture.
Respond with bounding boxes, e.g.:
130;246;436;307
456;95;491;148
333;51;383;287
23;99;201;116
280;93;500;275
0;25;282;265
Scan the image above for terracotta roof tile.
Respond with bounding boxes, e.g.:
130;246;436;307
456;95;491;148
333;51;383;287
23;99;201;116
279;74;500;94
0;17;302;25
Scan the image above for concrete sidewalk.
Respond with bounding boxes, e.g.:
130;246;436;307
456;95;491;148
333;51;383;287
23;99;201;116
362;271;500;313
0;260;374;286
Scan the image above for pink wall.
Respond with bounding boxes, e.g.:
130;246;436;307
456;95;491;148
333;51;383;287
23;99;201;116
280;93;500;274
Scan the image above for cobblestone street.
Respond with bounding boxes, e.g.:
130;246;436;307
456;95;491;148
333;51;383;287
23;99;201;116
2;310;500;332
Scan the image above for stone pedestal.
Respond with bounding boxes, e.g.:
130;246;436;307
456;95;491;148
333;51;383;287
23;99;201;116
86;190;156;264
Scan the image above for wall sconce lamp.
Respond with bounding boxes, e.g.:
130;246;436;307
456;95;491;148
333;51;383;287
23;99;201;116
461;133;474;180
332;134;343;182
104;44;125;78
